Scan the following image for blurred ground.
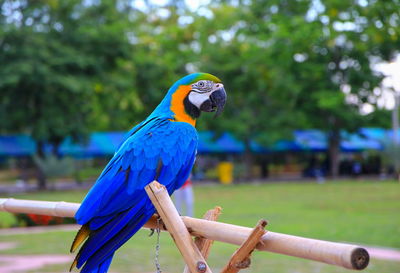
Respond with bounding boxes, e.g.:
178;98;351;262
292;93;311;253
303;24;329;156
0;228;399;273
0;181;399;272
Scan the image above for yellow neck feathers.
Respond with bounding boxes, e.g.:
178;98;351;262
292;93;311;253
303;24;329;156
170;85;196;127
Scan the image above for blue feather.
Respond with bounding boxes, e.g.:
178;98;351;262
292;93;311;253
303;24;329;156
81;253;114;273
127;169;140;194
73;118;198;273
81;208;154;273
121;151;133;170
78;198;147;268
89;214;114;230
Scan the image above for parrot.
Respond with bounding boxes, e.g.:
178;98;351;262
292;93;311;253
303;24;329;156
69;73;227;273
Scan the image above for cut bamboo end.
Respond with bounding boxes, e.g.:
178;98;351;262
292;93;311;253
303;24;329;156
351;248;369;270
256;230;369;270
221;219;267;273
203;206;222;222
145;181;212;273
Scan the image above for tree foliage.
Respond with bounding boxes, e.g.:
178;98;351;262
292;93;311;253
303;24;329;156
191;0;400;175
1;0;399;180
0;0;131;148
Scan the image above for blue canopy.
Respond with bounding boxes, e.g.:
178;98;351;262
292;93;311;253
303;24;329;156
358;128;387;142
366;128;400;144
273;140;303;152
197;132;244;154
214;133;245;153
58;132;125;157
294;130;327;152
60;131;245;156
250;140;269;153
196;131;224;153
0;135;36;156
340;130;384;152
0;128;393;157
293;129;385;152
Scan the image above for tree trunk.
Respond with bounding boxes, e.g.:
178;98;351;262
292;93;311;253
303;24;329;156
260;156;269;178
243;139;254;180
36;141;47;190
36;167;47;190
328;130;340;178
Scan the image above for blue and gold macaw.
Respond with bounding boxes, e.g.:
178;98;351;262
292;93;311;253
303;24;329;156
70;73;227;273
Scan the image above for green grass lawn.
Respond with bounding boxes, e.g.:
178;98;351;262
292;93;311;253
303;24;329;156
0;180;399;272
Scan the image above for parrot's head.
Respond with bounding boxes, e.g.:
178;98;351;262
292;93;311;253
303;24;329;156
166;73;227;126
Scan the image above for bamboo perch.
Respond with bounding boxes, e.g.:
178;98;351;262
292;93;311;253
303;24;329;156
0;198;79;217
145;181;212;273
179;215;369;270
220;219;267;273
0;197;369;270
194;206;222;259
183;206;222;273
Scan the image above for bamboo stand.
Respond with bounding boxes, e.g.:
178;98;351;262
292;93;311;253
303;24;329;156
183;206;222;273
0;182;370;271
145;181;211;273
145;182;267;273
220;219;267;273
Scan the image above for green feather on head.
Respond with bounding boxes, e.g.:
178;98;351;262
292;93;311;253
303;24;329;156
190;73;222;84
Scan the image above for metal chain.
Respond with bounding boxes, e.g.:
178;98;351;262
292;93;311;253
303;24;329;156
154;217;162;273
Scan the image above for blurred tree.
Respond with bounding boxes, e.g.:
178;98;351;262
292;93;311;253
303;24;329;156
0;0;132;188
192;0;399;177
1;0;398;184
190;3;300;177
89;2;199;130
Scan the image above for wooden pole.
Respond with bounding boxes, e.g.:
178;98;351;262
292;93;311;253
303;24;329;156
183;206;222;273
221;219;267;273
0;198;79;217
0;198;369;270
180;216;369;270
145;181;212;273
194;206;222;259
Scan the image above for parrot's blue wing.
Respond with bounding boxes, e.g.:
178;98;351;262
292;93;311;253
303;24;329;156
114;117;158;152
72;118;198;273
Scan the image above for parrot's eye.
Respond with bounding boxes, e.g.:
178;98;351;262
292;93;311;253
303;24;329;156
192;80;213;93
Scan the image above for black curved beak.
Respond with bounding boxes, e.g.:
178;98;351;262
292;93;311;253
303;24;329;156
199;87;227;117
210;87;227;117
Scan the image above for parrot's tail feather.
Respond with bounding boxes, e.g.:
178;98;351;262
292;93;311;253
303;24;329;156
72;199;155;273
81;211;153;273
81;253;114;273
77;198;147;268
70;224;91;253
69;257;78;272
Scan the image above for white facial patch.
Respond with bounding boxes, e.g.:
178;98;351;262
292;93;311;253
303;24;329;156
188;91;211;108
